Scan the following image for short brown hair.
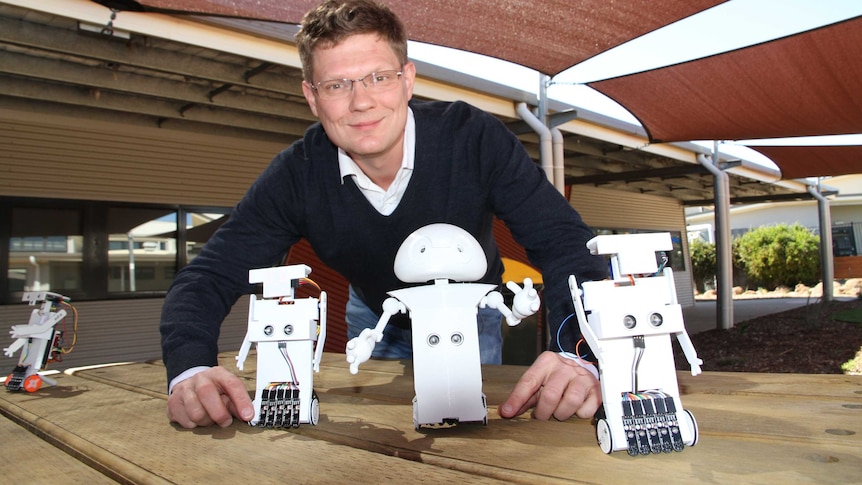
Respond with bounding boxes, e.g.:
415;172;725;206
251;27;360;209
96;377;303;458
295;0;408;83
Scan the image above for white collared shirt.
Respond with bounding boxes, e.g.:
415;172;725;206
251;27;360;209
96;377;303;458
338;108;415;216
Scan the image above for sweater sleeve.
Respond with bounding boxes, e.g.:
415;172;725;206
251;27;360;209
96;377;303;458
159;146;307;384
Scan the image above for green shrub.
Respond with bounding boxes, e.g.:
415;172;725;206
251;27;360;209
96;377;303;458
689;238;716;292
734;223;820;289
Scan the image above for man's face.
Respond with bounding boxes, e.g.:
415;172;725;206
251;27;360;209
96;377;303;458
302;33;416;167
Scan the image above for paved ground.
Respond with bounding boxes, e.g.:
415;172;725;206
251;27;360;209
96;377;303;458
682;297;854;334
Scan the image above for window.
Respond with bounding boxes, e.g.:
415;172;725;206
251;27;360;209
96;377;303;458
107;208;177;293
8;207;82;298
185;211;229;264
2;199;230;304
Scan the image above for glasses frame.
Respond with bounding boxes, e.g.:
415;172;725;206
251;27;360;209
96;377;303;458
311;70;403;99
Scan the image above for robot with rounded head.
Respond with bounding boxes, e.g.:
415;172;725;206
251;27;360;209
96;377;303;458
568;232;702;456
345;223;540;429
4;292;69;392
236;264;327;428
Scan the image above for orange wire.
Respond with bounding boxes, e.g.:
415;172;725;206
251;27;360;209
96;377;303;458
575;338;597;365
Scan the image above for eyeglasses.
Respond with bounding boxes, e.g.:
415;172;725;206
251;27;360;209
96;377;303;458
311;70;403;100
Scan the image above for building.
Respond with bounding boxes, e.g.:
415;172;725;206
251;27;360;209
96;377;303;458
0;0;821;372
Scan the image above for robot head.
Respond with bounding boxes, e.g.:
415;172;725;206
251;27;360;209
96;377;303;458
394;223;487;283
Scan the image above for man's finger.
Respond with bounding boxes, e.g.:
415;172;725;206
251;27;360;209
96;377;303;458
220;375;255;422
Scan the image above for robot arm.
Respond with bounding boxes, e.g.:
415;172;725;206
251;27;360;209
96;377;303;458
236;331;253;371
10;310;67;339
345;297;405;374
4;309;68;358
674;330;704;376
312;291;328;373
480;278;540;326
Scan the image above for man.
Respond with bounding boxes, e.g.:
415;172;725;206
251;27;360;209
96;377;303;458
161;0;608;429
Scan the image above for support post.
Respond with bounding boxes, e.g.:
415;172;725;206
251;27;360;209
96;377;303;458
697;144;733;330
809;182;834;302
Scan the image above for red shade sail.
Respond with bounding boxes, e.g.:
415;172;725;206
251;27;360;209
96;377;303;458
588;15;862;145
96;0;723;76
747;145;862;180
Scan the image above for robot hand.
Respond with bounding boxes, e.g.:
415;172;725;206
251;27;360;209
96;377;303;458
346;327;381;375
9;324;30;340
690;358;704;376
4;339;25;358
506;278;540;324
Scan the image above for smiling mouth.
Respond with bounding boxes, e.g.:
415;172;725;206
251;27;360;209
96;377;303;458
351;119;381;130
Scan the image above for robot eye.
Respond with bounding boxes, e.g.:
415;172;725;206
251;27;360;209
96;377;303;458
623;315;637;329
451;332;463;345
419;245;426;253
649;313;663;327
427;334;440;346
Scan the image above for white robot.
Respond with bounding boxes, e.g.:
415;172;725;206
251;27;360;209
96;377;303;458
345;223;540;429
4;292;71;392
236;264;327;428
568;232;702;456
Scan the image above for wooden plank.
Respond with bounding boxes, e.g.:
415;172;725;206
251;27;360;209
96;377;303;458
678;371;862;400
62;354;862;484
0;414;118;484
0;372;518;484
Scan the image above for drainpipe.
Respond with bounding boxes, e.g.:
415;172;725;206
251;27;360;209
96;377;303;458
808;183;834;302
697;149;733;330
516;102;554;186
551;127;566;195
28;255;40;291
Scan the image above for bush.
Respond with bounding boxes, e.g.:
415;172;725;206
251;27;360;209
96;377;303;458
734;223;821;289
690;238;716;292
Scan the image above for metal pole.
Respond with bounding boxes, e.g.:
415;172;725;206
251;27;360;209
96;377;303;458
698;144;733;330
809;182;834;302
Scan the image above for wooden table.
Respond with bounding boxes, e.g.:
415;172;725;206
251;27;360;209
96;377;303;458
1;352;861;484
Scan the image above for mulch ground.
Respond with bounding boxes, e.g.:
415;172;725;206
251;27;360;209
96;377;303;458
674;297;862;374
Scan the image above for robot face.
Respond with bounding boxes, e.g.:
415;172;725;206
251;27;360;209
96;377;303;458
393;223;487;283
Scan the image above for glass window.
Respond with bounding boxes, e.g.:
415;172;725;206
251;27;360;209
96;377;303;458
185;211;229;264
9;207;83;298
108;208;177;293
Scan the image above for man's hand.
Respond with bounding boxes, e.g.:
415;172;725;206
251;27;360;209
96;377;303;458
498;351;601;421
166;366;254;428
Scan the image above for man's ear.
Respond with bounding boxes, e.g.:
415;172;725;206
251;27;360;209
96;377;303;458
401;61;417;100
302;81;319;117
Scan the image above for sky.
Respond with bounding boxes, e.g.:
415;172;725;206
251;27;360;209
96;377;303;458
408;0;862;171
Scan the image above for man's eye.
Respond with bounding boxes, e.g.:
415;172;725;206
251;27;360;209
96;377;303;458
323;82;345;91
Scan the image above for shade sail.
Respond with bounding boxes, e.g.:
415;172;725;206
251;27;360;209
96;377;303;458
588;15;862;145
746;145;862;180
95;0;723;76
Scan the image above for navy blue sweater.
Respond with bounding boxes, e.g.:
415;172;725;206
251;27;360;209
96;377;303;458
160;100;608;383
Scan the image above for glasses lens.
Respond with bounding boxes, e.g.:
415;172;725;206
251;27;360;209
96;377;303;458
316;71;401;99
367;70;401;88
317;79;349;98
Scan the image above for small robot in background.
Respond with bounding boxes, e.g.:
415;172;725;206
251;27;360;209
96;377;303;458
236;264;327;428
346;223;540;430
4;291;75;392
568;232;702;456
